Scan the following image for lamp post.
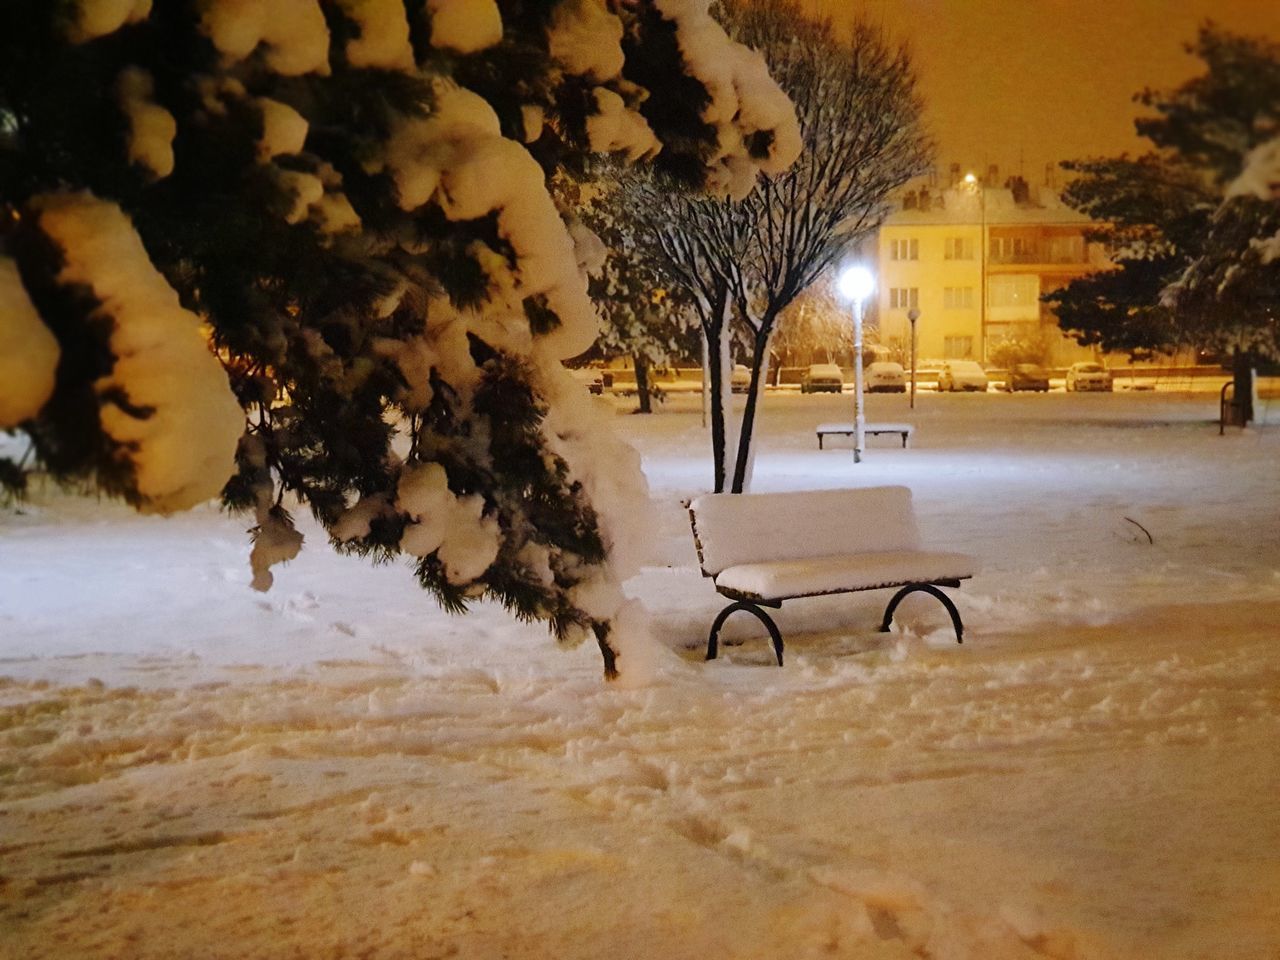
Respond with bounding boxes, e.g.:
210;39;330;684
907;307;920;409
964;172;987;363
837;265;875;463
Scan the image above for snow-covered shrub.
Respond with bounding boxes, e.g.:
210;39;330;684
0;0;799;678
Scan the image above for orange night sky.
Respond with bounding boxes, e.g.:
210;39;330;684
801;0;1280;184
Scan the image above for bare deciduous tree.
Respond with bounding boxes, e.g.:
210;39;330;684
639;0;932;491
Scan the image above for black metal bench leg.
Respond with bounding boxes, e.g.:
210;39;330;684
878;583;964;644
707;601;785;665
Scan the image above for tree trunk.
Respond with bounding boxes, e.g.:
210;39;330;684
701;287;731;492
719;318;738;480
704;332;727;492
592;620;618;680
634;354;652;414
700;334;710;429
738;344;772;491
730;329;771;493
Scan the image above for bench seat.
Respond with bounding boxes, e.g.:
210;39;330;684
714;550;976;601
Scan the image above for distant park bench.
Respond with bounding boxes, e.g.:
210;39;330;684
815;422;914;449
688;486;976;665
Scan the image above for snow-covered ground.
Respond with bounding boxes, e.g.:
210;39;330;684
2;390;1278;960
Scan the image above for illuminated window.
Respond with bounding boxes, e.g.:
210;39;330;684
889;287;919;310
889;238;919;261
943;286;975;309
944;336;974;359
944;237;974;260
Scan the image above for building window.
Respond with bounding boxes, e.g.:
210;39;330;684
943;286;975;309
944;237;974;260
889;238;919;261
1045;235;1086;263
889;287;919;310
944;336;974;359
988;275;1040;308
990;236;1034;262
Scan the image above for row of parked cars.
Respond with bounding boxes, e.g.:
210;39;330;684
582;362;1115;395
799;360;1115;393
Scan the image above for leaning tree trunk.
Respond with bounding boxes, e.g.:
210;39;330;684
730;325;774;493
634;354;653;414
737;344;772;492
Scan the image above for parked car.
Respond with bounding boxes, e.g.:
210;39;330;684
800;363;844;393
1066;362;1112;392
730;364;752;394
937;360;989;392
866;361;907;393
1005;363;1050;392
570;367;610;395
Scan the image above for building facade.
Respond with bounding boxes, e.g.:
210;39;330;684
873;174;1109;368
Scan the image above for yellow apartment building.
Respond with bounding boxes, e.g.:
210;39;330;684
873;173;1109;368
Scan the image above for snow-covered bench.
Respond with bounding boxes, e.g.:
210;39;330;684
688;486;976;665
816;422;914;449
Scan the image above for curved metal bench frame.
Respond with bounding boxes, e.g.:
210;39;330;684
706;599;784;665
705;580;963;667
878;582;964;643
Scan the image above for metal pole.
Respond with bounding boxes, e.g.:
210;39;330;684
853;296;866;463
908;308;919;410
979;188;987;364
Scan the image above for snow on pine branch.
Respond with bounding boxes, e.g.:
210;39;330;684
549;0;626;81
334;0;415;70
1229;136;1280;201
427;0;503;54
198;0;331;75
653;0;802;198
384;84;600;359
65;0;151;43
34;193;244;514
0;259;59;429
1230;136;1280;265
116;67;176;180
255;98;309;160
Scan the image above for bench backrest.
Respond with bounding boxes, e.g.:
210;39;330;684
689;486;922;576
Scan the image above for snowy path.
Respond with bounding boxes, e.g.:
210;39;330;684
2;392;1279;959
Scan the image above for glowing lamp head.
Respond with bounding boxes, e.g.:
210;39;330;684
838;265;875;303
964;172;977;185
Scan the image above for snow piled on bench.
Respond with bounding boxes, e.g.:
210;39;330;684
691;485;923;574
713;549;975;599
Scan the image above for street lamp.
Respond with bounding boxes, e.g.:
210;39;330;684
837;265;875;463
964;172;987;363
907;307;920;409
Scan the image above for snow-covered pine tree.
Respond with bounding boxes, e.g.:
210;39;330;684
0;0;799;678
